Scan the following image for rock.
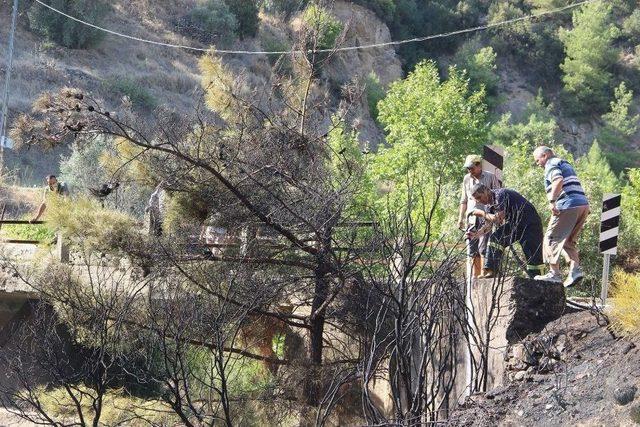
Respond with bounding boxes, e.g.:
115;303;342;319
538;356;558;373
621;341;636;355
505;278;566;343
555;334;568;353
545;403;554;410
630;405;640;424
486;385;510;399
514;371;526;381
512;343;526;361
614;385;638;406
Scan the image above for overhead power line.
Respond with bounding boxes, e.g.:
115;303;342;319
32;0;597;55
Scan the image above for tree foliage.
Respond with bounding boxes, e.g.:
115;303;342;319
373;60;487;229
453;39;499;107
27;0;110;49
598;82;640;172
177;0;238;45
559;2;620;115
376;60;488;182
224;0;260;39
302;4;343;50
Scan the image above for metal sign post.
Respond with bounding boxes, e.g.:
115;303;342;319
482;145;504;185
599;193;621;304
600;253;611;304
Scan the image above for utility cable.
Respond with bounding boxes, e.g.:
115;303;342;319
32;0;598;55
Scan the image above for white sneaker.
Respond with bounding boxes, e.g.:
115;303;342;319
534;272;563;283
564;267;584;288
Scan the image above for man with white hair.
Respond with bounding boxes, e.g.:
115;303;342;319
458;154;501;277
532;146;589;287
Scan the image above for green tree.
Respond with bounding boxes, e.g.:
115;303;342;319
453;39;499;107
372;60;488;228
376;60;488;182
575;140;621;281
493;94;560;209
178;0;238;45
622;9;640;44
602;82;639;138
620;168;640;265
364;72;385;123
27;0;110;49
598;82;640;172
224;0;259;39
263;0;309;18
487;1;564;85
302;4;343;50
559;2;620;115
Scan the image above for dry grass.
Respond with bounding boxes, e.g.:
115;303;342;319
609;269;640;337
37;385;178;426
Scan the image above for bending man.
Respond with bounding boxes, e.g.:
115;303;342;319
31;175;69;222
468;184;545;279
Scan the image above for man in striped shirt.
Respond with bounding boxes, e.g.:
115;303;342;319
533;146;589;287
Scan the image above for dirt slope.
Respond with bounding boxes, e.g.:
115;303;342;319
450;311;640;426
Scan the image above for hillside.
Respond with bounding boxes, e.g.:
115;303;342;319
450;310;640;426
0;1;639;425
2;0;639;184
0;0;403;184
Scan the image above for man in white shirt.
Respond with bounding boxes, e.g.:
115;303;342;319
458;155;501;278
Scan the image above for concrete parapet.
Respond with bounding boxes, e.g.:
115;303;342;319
468;277;565;392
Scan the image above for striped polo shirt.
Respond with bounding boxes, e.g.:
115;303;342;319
544;157;589;210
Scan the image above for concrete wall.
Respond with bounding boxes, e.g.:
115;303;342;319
465;276;566;394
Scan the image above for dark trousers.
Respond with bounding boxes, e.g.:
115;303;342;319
484;218;545;278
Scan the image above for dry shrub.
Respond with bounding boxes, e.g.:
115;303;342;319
46;196;141;254
37;385;177;425
610;269;640;337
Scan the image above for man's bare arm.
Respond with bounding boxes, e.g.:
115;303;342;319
458;202;467;229
472;209;504;224
31;203;46;223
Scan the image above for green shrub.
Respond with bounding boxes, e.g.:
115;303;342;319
623;9;640;44
177;0;237;45
559;2;620;116
598;82;640;172
224;0;260;39
303;4;343;50
364;72;385;122
27;0;109;49
488;1;564;85
620;168;640;265
0;220;55;243
263;0;308;18
104;77;158;111
453;39;499;107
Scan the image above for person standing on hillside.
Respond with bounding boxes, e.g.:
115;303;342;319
468;184;545;279
458;154;502;278
30;174;69;222
532;146;589;287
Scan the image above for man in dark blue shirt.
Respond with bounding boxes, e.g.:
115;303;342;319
468;184;545;279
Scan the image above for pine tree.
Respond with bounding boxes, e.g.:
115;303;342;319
559;2;620;115
224;0;260;39
27;0;109;49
